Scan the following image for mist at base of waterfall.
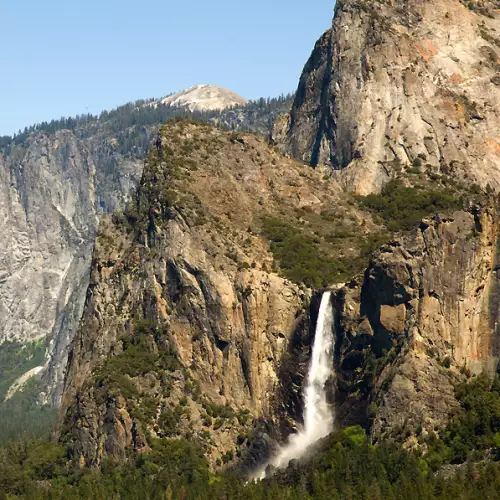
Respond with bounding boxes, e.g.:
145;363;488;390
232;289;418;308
252;291;335;480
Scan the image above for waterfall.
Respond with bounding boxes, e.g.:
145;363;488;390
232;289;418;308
255;291;336;478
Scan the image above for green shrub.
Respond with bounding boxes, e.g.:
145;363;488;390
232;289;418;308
93;319;180;399
441;356;452;369
158;407;180;437
203;403;235;419
261;217;350;287
426;373;500;465
357;180;464;232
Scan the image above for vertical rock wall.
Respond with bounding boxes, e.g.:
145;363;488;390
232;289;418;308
333;207;500;436
275;0;500;194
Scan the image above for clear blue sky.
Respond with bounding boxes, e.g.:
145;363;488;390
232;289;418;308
0;0;334;136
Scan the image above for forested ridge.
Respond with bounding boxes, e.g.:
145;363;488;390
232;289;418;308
0;93;294;159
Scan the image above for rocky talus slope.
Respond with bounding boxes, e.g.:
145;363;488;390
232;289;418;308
274;0;500;194
58;121;366;468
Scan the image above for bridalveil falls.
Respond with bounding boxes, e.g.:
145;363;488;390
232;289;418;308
257;291;336;478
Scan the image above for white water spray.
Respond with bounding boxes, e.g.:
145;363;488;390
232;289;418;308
256;291;335;478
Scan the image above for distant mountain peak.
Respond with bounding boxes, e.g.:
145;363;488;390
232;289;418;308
155;84;248;112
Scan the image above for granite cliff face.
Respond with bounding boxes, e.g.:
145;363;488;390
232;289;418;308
270;0;500;438
0;131;141;403
274;0;500;194
58;121;353;468
58;121;500;469
333;205;500;438
56;0;500;471
0;90;293;405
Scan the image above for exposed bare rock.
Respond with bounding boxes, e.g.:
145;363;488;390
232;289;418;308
155;84;248;112
0;89;294;406
57;123;500;470
0;131;142;403
58;121;354;468
333;205;500;437
275;0;500;194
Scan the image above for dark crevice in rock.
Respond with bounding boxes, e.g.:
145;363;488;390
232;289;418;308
311;31;337;168
214;337;229;352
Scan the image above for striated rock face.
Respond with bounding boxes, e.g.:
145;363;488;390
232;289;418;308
275;0;500;194
0;131;142;403
333;206;500;437
58;121;350;468
52;1;500;474
270;0;500;440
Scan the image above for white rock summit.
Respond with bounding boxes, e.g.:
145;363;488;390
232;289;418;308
156;84;248;112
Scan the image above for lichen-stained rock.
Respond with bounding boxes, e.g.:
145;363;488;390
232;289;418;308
333;205;500;438
58;121;353;468
275;0;500;194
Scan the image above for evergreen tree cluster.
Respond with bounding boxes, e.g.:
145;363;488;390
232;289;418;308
0;93;294;160
0;374;500;499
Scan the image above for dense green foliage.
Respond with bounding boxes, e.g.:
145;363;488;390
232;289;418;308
261;211;391;288
357;180;465;231
0;381;57;444
425;373;500;468
92;319;180;400
1;424;500;499
0;437;210;499
260;176;476;289
1;374;500;497
0;340;45;402
261;217;351;287
0;341;57;444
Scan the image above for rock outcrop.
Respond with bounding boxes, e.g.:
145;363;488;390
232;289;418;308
333;205;500;437
274;0;500;194
58;121;352;468
0;90;293;404
58;119;500;469
272;0;500;437
155;84;248;112
12;0;500;475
